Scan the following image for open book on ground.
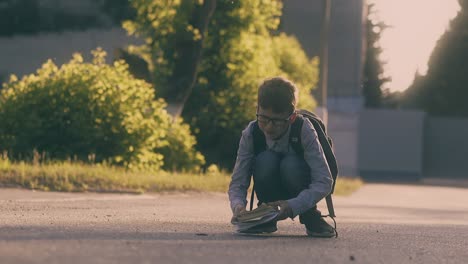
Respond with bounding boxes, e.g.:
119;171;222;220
231;204;279;232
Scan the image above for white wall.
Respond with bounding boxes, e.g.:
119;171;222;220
424;116;468;178
328;111;359;177
330;109;468;181
358;109;426;181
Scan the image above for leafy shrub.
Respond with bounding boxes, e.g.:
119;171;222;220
157;117;205;172
0;49;204;171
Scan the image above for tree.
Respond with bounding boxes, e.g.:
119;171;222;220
403;0;467;117
164;0;217;117
362;3;391;108
124;0;319;168
123;0;216;117
182;1;318;168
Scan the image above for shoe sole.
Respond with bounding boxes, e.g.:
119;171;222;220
306;231;336;238
239;226;278;234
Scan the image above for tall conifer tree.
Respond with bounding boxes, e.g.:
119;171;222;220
362;3;390;108
404;0;468;117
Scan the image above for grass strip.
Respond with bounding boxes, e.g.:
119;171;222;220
0;160;362;195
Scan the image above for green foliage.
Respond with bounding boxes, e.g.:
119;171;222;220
124;0;319;168
362;3;391;108
156;117;205;172
184;2;318;168
0;49;204;171
272;33;319;110
403;1;468;117
123;0;196;93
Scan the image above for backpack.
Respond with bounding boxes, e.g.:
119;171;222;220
250;109;339;221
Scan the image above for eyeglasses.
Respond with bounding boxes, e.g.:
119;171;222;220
256;112;294;126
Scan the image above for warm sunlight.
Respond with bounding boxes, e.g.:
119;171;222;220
368;0;460;92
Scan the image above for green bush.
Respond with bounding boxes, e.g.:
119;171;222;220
157;117;205;172
0;49;204;171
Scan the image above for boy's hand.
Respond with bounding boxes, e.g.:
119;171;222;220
231;204;246;223
267;200;293;221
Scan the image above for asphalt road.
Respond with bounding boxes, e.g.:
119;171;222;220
1;183;468;264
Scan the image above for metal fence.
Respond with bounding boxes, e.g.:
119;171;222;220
331;109;468;180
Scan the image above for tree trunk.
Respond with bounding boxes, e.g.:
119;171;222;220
165;0;217;118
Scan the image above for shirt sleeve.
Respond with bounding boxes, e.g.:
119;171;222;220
286;118;334;217
228;122;255;213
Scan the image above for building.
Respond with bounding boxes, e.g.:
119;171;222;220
282;0;366;113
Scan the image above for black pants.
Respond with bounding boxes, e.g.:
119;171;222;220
252;150;321;220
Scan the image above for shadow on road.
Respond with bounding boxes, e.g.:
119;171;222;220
0;226;320;241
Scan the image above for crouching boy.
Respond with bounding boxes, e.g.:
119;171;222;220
228;77;335;237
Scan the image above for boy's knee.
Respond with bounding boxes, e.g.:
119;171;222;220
256;150;280;163
280;155;309;191
254;151;281;182
280;155;308;175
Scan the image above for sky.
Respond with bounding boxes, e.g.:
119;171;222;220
368;0;460;92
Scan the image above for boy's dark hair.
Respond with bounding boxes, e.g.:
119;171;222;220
258;77;297;114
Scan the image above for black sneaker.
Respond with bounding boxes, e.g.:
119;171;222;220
300;209;336;238
305;217;336;238
239;221;278;234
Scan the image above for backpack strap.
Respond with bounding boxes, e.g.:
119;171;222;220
308;117;338;194
252;121;266;155
289;116;305;156
250;121;265;210
291;113;337;219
